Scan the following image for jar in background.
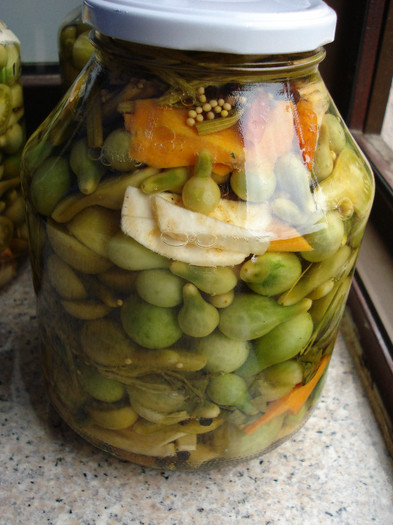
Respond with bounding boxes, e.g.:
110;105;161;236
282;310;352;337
21;0;374;470
58;6;94;90
0;20;27;289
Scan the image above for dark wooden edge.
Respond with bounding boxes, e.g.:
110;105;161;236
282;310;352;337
21;65;63;137
21;63;61;87
346;0;389;131
344;279;393;455
348;278;393;406
365;0;393;133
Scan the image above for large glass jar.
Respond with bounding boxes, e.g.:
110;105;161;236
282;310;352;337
21;0;374;470
0;21;27;289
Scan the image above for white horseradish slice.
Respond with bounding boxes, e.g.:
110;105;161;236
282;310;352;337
157;192;272;231
121;187;249;266
152;194;271;255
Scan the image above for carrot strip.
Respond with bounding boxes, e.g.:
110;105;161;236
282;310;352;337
292;100;318;171
268;236;312;252
212;163;232;176
244;355;331;435
265;218;313;252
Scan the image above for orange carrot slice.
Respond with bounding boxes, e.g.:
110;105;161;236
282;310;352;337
292;99;318;170
244;355;331;435
212;163;232;176
268;237;312;252
266;218;313;252
124;99;244;169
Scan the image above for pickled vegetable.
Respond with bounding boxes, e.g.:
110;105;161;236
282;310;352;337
31;157;72;216
22;35;374;471
219;294;312;341
207;374;257;415
101;129;136;172
121;293;182;348
135;268;183;307
169;261;237;296
58;7;94;88
192;331;250;373
182;150;221;214
240;252;302;296
178;283;219;337
69;138;105;194
237;312;314;376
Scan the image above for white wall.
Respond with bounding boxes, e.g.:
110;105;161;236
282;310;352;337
1;0;82;63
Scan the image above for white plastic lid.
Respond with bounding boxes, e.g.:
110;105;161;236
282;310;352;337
83;0;336;54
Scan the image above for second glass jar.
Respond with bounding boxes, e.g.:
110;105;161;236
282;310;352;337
58;6;94;90
0;20;27;289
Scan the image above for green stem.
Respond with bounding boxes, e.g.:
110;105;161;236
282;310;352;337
196;110;243;136
194;150;213;178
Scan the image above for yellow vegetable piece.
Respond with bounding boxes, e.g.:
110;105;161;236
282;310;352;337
315;147;374;216
89;405;138;430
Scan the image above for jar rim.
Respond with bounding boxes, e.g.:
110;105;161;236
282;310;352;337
83;0;336;55
94;34;327;78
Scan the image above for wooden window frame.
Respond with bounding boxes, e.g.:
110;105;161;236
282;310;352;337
323;0;393;450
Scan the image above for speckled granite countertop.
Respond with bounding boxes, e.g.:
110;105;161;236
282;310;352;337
1;263;393;525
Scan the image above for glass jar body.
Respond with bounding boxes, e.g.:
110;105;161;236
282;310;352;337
0;21;27;289
21;36;374;470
